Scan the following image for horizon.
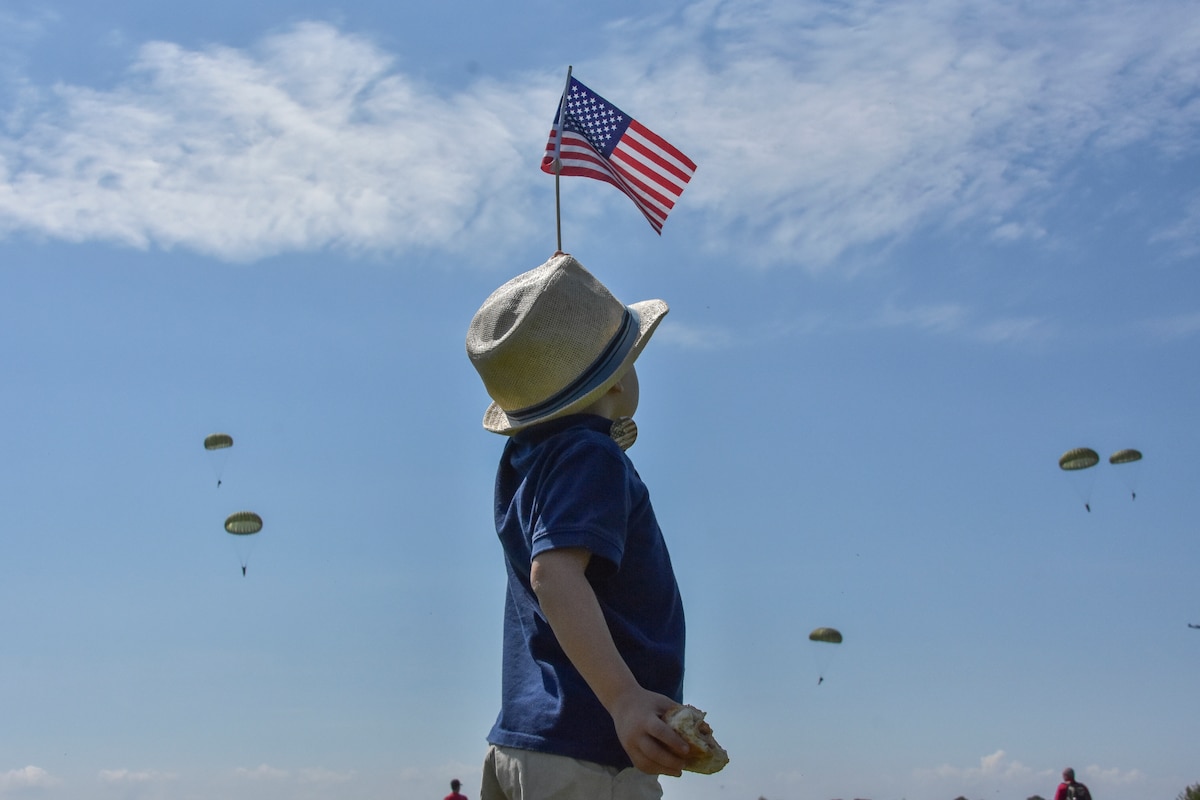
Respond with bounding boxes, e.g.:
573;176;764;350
2;1;1198;799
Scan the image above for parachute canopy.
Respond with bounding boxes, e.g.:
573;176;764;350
204;433;234;451
224;511;262;535
1058;447;1099;471
1109;448;1142;465
808;627;843;644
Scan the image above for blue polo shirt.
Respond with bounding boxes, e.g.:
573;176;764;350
487;414;686;769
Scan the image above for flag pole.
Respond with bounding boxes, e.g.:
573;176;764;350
553;65;573;252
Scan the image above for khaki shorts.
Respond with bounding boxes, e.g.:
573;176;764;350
480;744;664;800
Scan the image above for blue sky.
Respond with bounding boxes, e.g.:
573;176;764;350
2;1;1198;799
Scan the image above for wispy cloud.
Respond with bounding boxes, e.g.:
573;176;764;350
656;319;736;350
874;299;1053;344
658;299;1052;351
0;1;1197;267
913;751;1146;797
612;0;1200;267
230;764;355;785
973;315;1053;344
1082;764;1147;785
1150;192;1200;260
0;6;59;54
877;300;971;336
297;767;355;784
1142;311;1200;340
0;765;60;791
913;749;1056;799
915;748;1047;782
97;768;177;784
0;6;58;108
233;763;290;780
0;22;548;262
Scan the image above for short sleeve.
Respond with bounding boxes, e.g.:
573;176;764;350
529;435;630;569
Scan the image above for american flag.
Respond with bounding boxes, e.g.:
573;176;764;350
542;76;696;234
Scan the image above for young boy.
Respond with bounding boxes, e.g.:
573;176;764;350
465;252;691;799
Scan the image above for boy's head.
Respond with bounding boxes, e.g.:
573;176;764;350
466;252;668;435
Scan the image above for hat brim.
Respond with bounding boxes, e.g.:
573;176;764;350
482;298;668;434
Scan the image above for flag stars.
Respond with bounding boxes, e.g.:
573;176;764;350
545;76;694;233
560;81;636;150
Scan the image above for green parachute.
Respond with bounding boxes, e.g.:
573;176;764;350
1058;448;1099;471
204;433;234;487
224;511;262;575
808;627;843;684
225;511;262;534
204;433;233;451
1059;447;1100;511
1108;449;1142;465
808;627;844;644
1109;448;1143;500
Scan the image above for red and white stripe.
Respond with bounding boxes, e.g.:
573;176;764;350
543;120;696;234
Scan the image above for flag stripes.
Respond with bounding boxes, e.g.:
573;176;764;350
542;77;695;234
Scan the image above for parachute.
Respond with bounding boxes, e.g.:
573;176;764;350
808;627;843;684
1059;447;1100;511
809;627;844;644
204;433;234;487
1109;448;1143;500
204;433;234;451
224;511;262;575
1058;448;1099;471
224;511;262;534
1108;448;1141;465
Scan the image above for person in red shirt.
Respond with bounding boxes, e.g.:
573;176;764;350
1054;767;1092;800
444;778;468;800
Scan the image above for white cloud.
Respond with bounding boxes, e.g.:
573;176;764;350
230;763;355;785
0;7;58;51
1082;764;1146;785
916;748;1046;782
233;763;290;780
878;301;970;335
97;768;177;784
1143;311;1200;340
0;22;548;262
1150;193;1200;260
659;298;1052;350
974;315;1053;344
0;765;60;791
0;1;1198;268
297;767;356;784
656;319;736;350
913;751;1149;798
587;0;1200;267
873;300;1052;344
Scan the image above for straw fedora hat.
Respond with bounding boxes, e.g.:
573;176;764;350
466;253;668;435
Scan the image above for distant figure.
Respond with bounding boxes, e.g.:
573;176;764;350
242;566;246;577
444;778;468;800
1054;767;1092;800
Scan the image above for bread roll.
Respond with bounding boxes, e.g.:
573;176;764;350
663;704;729;774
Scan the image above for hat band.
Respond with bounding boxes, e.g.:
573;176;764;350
506;308;639;424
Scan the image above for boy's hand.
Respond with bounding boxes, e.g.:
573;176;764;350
609;687;690;776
